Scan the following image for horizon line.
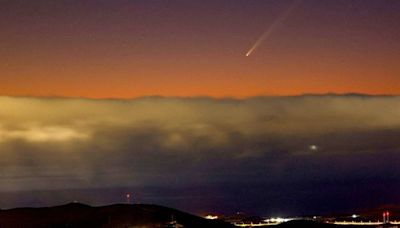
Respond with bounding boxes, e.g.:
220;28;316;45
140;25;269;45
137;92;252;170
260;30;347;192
0;92;399;101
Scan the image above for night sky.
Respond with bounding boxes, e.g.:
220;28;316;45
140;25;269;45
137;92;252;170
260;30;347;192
1;0;399;97
1;0;400;217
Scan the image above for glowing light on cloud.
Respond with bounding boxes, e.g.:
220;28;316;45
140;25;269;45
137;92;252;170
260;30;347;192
0;126;89;143
245;0;302;57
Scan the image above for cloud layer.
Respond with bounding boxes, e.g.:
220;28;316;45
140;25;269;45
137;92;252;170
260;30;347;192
1;95;400;212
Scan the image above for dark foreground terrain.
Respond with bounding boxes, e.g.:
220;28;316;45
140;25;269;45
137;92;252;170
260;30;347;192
0;202;383;228
0;202;234;228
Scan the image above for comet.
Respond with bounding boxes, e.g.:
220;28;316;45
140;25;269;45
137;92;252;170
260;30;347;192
245;0;302;57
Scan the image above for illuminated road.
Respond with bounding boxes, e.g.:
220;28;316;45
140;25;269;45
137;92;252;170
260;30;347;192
233;220;400;227
234;222;279;227
332;221;400;225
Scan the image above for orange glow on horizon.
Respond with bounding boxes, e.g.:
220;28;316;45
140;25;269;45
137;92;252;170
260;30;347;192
1;0;399;99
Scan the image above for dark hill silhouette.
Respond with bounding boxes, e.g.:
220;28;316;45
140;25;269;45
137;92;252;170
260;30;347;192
0;202;234;228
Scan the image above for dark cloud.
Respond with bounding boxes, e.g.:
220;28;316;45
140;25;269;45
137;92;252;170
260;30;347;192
1;95;400;214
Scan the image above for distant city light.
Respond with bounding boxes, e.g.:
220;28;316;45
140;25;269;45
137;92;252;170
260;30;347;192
264;217;292;223
352;214;358;218
205;215;218;220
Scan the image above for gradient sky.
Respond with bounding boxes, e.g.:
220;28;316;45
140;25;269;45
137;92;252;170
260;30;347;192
1;0;400;98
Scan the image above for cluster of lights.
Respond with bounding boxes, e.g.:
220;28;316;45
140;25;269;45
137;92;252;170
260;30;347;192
264;217;291;223
383;211;390;223
205;215;219;220
332;211;396;225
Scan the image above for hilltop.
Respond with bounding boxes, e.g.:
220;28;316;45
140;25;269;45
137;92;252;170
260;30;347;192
0;202;234;228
